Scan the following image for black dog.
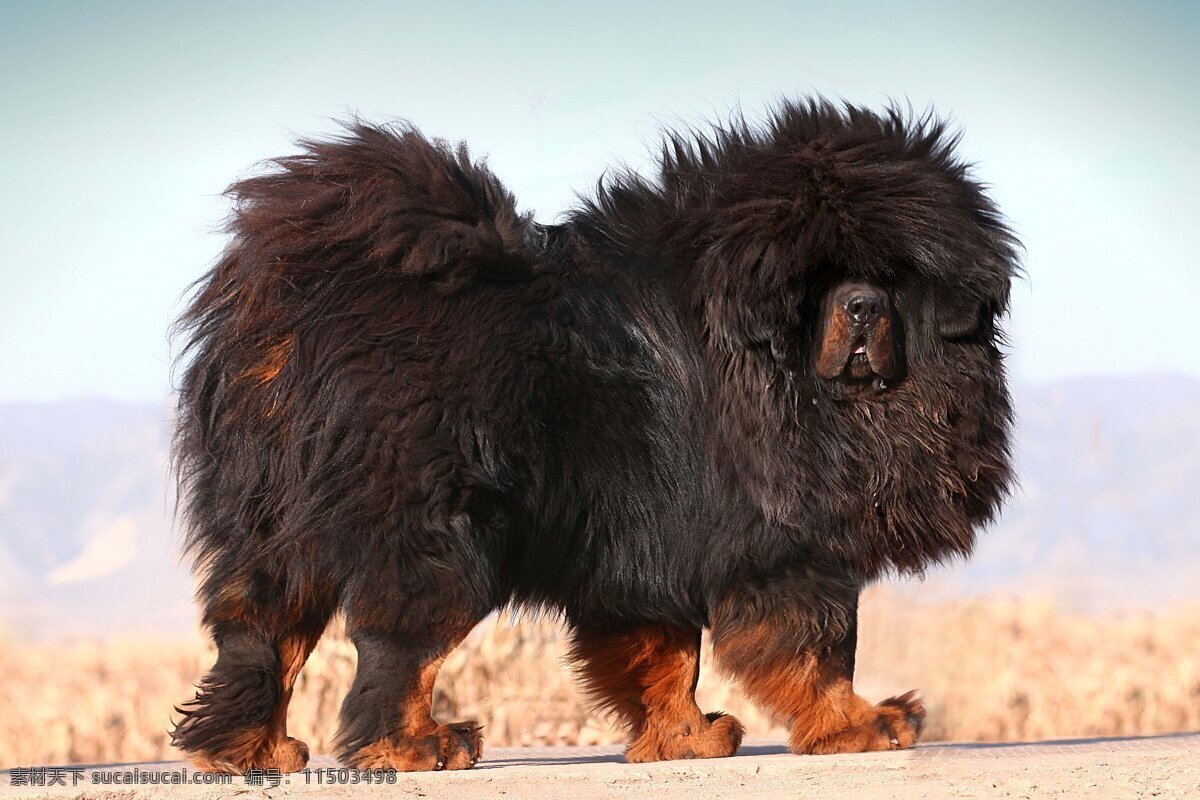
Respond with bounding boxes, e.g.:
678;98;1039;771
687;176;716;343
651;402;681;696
171;98;1017;772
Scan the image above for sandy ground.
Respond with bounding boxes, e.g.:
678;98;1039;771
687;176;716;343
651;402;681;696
2;734;1197;800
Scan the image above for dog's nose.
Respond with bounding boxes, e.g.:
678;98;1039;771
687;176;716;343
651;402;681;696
845;292;883;324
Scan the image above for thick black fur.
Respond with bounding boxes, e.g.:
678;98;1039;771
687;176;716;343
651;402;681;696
171;98;1017;766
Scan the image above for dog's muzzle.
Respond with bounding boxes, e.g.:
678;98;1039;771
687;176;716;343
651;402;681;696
814;282;900;383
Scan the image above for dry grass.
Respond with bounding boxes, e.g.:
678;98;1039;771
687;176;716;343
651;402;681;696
1;588;1197;767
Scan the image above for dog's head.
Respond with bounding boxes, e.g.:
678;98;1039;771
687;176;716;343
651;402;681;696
667;101;1016;405
657;99;1019;573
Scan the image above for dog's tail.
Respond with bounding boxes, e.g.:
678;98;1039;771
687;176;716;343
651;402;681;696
178;121;535;351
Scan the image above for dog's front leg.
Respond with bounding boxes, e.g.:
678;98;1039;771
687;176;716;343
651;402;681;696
711;571;925;754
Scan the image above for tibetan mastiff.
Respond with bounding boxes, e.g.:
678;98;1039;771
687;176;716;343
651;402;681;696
171;98;1017;772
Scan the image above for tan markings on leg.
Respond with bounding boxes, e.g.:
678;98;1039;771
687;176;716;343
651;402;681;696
272;632;322;736
345;619;484;772
188;631;320;774
714;621;924;755
570;626;743;762
399;654;445;736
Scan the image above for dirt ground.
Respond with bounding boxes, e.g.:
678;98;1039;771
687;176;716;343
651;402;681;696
2;733;1197;800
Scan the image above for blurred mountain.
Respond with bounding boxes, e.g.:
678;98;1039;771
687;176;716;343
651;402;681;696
925;374;1200;610
1;376;1197;639
0;399;193;639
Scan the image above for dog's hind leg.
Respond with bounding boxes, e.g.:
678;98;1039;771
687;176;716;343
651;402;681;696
171;574;335;773
569;625;744;762
334;583;490;771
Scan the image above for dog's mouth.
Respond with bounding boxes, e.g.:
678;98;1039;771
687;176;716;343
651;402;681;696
814;282;901;388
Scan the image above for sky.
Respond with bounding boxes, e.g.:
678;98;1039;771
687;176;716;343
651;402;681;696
1;0;1198;403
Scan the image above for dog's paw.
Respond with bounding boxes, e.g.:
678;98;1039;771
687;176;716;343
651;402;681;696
626;711;745;762
875;690;926;749
801;690;925;755
188;735;311;774
348;721;483;771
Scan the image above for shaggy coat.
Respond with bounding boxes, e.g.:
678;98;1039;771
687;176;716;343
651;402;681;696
172;99;1017;773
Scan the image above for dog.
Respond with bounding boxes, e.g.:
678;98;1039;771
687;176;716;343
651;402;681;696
171;98;1017;772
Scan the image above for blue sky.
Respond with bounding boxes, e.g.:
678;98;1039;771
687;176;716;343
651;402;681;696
1;0;1197;402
